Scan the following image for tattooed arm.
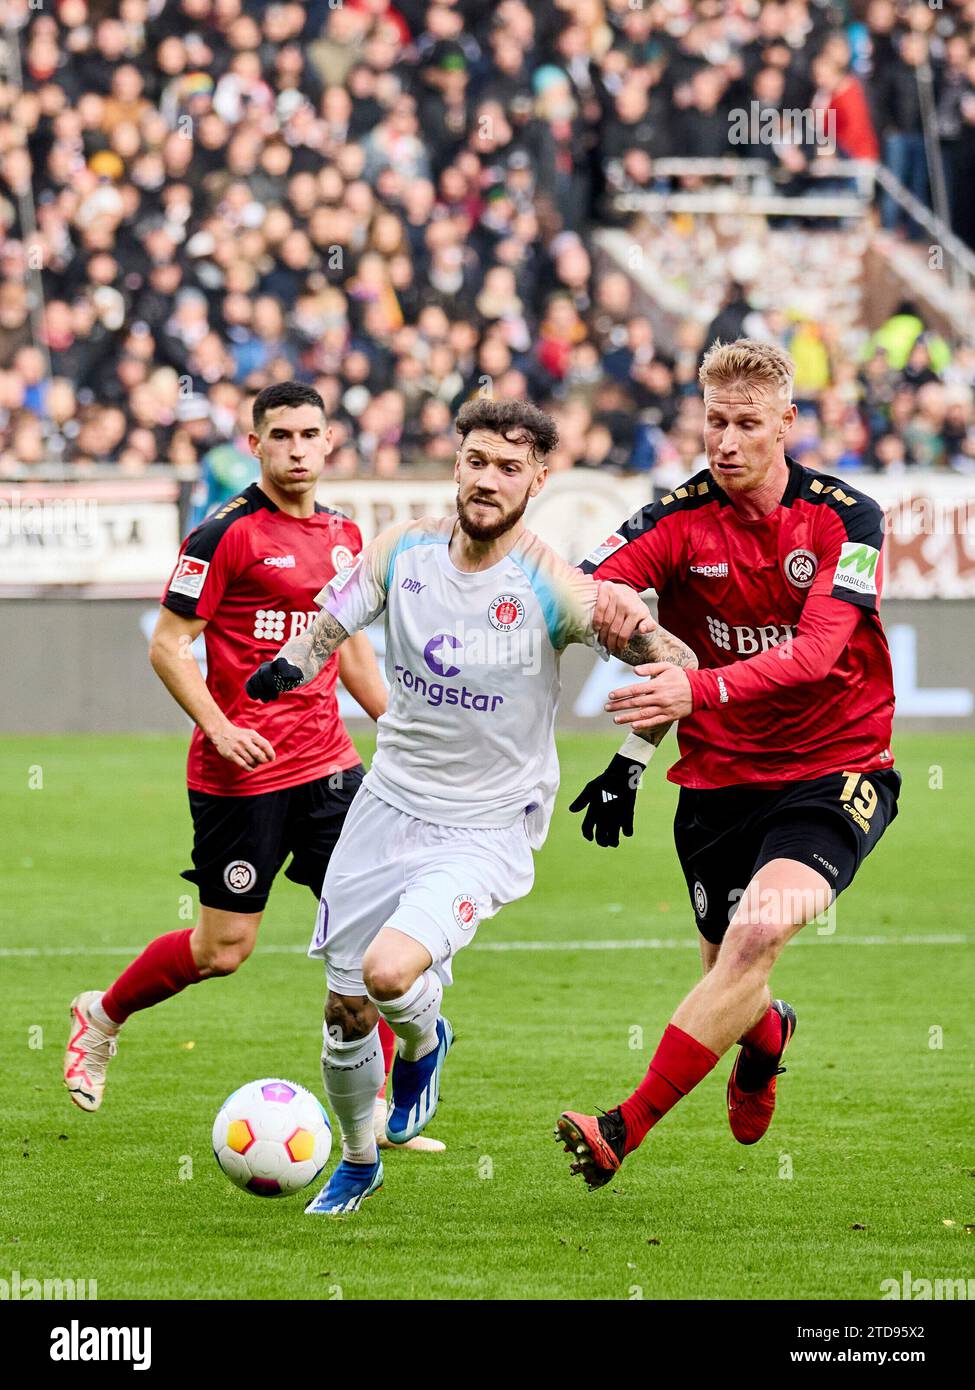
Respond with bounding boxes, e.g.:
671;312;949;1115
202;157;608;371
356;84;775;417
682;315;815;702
616;624;698;672
604;619;699;742
585;579;695;745
245;609;351;703
280;608;350;683
611;623;698;748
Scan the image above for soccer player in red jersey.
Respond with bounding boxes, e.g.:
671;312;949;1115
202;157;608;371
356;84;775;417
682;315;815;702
556;339;900;1187
64;380;441;1148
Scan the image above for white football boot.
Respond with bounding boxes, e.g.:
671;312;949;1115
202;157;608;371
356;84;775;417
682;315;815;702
373;1096;445;1152
64;992;119;1111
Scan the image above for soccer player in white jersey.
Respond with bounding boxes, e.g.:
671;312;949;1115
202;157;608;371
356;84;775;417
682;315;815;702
245;399;695;1215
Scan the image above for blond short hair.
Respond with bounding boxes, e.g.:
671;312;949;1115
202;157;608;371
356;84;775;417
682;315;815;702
699;338;795;404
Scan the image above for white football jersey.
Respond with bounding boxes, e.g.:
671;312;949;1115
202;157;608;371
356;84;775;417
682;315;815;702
316;516;601;847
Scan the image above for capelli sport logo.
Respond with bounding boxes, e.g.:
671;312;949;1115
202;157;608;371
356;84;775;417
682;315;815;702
689;562;728;579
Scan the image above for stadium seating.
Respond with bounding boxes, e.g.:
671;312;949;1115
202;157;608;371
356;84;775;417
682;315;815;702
1;0;974;483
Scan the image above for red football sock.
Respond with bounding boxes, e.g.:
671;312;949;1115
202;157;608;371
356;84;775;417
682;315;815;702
101;929;202;1026
740;1004;779;1055
619;1023;719;1155
376;1019;396;1099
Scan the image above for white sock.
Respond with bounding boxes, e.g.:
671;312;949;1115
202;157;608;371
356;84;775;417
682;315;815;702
89;993;119;1032
321;1024;384;1164
370;972;443;1062
373;1096;387;1144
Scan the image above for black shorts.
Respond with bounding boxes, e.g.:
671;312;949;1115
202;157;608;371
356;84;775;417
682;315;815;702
182;765;366;914
673;768;901;945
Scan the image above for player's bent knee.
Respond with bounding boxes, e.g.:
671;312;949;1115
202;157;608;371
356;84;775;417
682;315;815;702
192;926;256;976
200;940;253;976
362;957;418;1001
720;918;789;972
193;909;260;977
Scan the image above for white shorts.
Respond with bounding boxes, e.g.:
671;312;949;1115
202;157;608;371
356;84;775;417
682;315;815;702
308;786;535;995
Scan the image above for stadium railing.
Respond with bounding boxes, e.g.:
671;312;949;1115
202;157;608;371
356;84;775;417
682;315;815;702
609;158;975;347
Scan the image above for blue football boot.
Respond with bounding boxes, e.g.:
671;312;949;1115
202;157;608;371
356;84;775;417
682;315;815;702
385;1018;453;1145
304;1156;383;1216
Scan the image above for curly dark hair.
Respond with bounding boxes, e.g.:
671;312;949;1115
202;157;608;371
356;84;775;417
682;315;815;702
252;381;326;433
455;397;559;465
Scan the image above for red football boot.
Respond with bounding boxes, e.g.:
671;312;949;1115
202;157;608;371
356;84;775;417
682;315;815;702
554;1108;627;1190
727;999;797;1145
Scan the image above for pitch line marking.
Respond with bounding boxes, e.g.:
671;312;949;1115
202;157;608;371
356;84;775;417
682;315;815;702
0;934;968;959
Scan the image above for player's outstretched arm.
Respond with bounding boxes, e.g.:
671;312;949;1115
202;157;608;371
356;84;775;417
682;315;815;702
608;621;698;755
616;624;698;680
569;624;696;847
245;609;350;703
591;580;655;655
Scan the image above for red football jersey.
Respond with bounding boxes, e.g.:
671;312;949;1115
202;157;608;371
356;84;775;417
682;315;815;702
161;482;363;795
581;459;896;788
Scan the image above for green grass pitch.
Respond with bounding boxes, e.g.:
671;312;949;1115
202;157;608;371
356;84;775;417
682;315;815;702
1;732;972;1301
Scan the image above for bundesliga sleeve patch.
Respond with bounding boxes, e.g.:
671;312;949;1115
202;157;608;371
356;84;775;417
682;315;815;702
832;542;880;596
326;556;361;595
169;556;210;599
583;532;627;566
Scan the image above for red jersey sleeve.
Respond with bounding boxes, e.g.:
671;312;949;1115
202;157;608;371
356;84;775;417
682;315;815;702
811;490;886;613
161;511;241;621
685;483;887;710
576;491;696;591
687;592;861;710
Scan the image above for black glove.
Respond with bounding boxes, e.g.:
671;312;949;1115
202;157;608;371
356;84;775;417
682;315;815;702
245;657;305;703
569;754;644;847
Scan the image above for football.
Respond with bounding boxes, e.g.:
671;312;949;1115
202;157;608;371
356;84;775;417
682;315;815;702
212;1078;331;1198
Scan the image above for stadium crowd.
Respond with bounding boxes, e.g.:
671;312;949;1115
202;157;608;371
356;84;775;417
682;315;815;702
2;0;975;491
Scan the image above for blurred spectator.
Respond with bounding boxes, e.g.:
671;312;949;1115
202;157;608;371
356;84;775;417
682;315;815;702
0;0;971;485
868;303;951;374
702;283;754;356
873;31;930;236
811;52;879;161
934;32;971;223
